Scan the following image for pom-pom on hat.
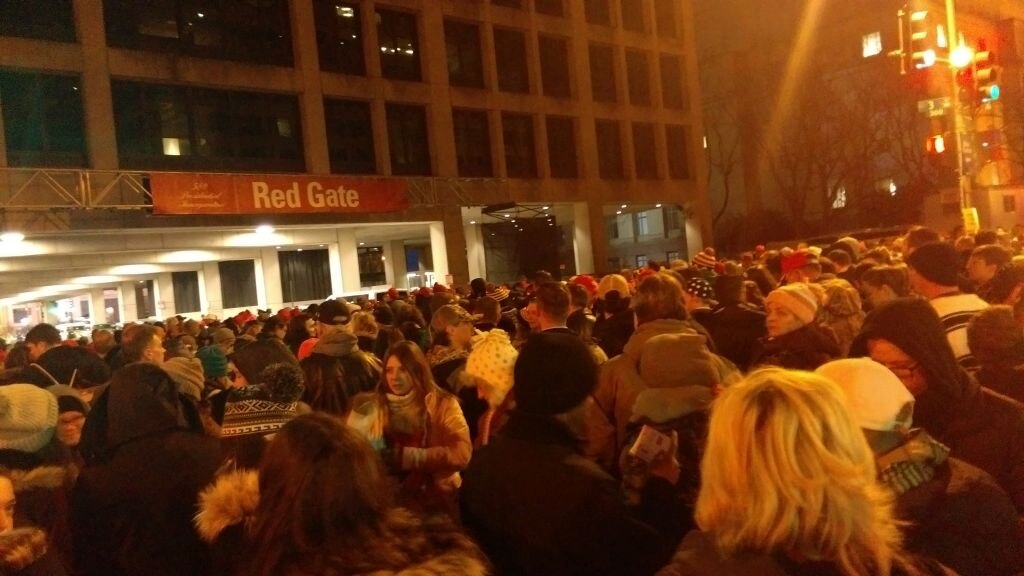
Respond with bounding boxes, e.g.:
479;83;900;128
905;242;960;287
765;283;819;328
0;384;58;453
465;329;518;408
816;358;915;432
514;332;597;415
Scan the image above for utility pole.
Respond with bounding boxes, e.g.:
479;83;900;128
944;0;977;233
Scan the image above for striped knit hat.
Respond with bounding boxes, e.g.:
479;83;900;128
765;283;819;327
692;250;717;270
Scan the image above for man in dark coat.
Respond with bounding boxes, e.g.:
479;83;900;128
72;363;222;576
704;275;767;371
461;332;679;576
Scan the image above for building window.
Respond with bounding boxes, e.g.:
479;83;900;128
635;254;648;267
0;0;76;42
0;71;87;167
315;1;365;75
666;250;680;262
584;0;611;26
377;8;421;82
324;99;376;174
659;54;687;109
280;249;332;302
862;31;883;58
1004;195;1017;213
535;0;564;16
445;20;484;88
621;0;645;32
453;109;493;177
632;122;658;179
112;81;304;172
386;103;431;175
606;215;620;239
494;28;529;93
357;246;387;287
589;43;617;102
539;36;572;98
103;0;293;66
625;50;651;106
665;124;691;179
546;116;578;178
635;211;650;235
654;0;677;37
171;271;201;313
503;113;537;178
219;260;258;309
832;186;848;210
596;120;624;179
665;204;682;231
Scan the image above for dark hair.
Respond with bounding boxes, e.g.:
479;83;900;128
379;340;437;397
974;229;999;246
971;244;1011;268
299;354;349;415
121;324;161;364
567;311;597;343
860;265;910;297
284;314;313;353
632;273;687;324
260;317;285;337
25;324;60;346
4;342;28;370
372;305;394;327
535;281;571;321
474;296;500;324
714;275;745;305
968;305;1024;366
861;247;893;265
247;413;393;576
566;283;590;310
904;225;942;253
744;267;777;300
470;277;487;298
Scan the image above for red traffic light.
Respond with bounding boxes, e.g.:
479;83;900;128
926;134;946;154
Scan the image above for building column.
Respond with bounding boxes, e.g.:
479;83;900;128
201;262;223;317
196;269;209;315
587;202;610;275
118;282;139;323
465;222;486;281
381;241;396;288
573;202;595;274
155;273;176;318
260;248;284;310
0;95;7;168
328;243;344;296
289;0;331;174
89;288;107;324
429;221;449;285
421;2;456;176
390;240;408;289
337;229;362;293
72;0;118;169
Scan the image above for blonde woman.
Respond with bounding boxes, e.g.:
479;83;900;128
658;368;952;576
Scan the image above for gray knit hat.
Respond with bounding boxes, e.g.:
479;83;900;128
0;384;58;453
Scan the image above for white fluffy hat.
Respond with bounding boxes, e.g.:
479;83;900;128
816;358;915;432
0;384;58;453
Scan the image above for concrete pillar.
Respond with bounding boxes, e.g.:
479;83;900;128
119;282;139;323
155;273;176;318
442;206;469;286
89;288;107;324
337;229;362;293
573;202;595;274
465;223;487;281
72;0;118;169
253;257;268;309
587;202;610;275
421;1;456;176
260;248;284;310
196;269;209;315
201;262;223;317
0;94;6;168
429;222;450;285
390;240;408;289
381;241;396;288
289;0;331;174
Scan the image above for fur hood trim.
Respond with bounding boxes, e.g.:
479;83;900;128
630;385;714;424
194;469;259;543
1;466;67;492
0;527;48;571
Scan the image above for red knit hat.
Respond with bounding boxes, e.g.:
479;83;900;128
569;275;599;298
781;250;811;275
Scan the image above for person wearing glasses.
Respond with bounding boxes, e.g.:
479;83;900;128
850;297;1024;514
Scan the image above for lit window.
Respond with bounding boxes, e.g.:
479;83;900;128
635;254;648;267
862;32;882;58
832;186;847;210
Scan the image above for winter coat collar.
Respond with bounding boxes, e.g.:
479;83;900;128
762;323;840;356
500;410;579;450
875;430;950;496
195;469;259;543
0;465;67;493
0;528;49;572
630;386;714;424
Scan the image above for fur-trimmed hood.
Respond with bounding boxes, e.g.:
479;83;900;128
0;466;66;493
0;528;49;572
195;470;490;576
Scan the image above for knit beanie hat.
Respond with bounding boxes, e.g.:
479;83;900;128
197;346;230;379
220;363;304;437
465;329;518;408
905;242;959;287
765;283;819;327
693;249;717;270
0;384;58;453
231;339;299;386
514;332;597;415
485;283;510;303
48;384;89;416
569;275;599;298
781;250;813;275
212;328;236;352
685;277;715;300
816;358;915;432
162;356;205;402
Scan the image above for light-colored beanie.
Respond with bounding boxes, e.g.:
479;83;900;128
465;329;518;408
765;283;819;327
162;357;206;402
816;358;915;432
0;384;58;453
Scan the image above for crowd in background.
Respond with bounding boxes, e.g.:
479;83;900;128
0;223;1021;574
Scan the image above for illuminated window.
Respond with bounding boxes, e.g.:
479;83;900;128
832;186;847;210
862;32;882;58
635;254;648;267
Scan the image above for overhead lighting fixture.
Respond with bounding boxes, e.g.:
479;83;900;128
319;244;325;247
656;203;662;208
542;206;549;210
297;248;304;252
620;204;627;209
359;242;365;246
503;214;510;218
616;210;622;215
276;245;282;249
0;232;24;243
255;224;275;235
469;220;476;225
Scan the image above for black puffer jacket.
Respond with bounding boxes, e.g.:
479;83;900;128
749;323;841;372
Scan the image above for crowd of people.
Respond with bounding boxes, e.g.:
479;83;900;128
0;224;1021;574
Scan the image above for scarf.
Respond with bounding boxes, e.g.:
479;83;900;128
876;429;950;495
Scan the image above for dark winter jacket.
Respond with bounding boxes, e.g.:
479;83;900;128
977;364;1024;404
461;411;677;576
3;346;111;388
0;528;67;576
194;469;490;576
876;431;1024;576
704;302;767;371
594;308;635;359
656;531;954;576
749;323;841;372
72;373;223;576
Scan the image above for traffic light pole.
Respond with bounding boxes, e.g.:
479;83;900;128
945;0;975;229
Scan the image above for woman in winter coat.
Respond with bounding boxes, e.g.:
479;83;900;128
0;472;67;576
347;341;472;518
658;368;952;576
849;297;1024;514
195;412;488;576
749;283;841;371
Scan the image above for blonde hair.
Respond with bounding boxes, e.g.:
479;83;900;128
696;368;903;575
350;311;378;338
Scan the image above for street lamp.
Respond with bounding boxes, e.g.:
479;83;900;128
950;42;974;69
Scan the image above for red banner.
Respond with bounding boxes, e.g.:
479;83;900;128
150;173;409;215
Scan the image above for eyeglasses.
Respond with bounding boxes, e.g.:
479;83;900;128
877;360;920;379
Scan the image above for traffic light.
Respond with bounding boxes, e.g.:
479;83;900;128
909;10;937;69
926;134;946;154
974;49;999;102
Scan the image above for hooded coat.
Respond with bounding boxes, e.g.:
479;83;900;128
3;346;111;389
194;469;489;576
0;463;73;573
309;330;381;399
71;371;223;576
0;528;67;576
749;322;841;372
850;298;1024;513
